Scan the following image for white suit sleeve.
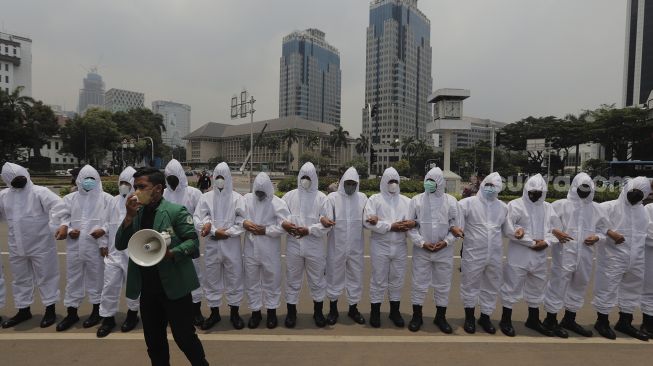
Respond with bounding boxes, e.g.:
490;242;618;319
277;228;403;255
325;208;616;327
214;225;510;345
308;195;331;237
94;194;112;248
543;205;559;246
407;197;425;247
594;204;610;242
39;188;63;216
265;198;290;238
363;196;391;234
443;197;459;246
226;195;246;237
505;203;535;247
49;194;73;232
645;206;653;245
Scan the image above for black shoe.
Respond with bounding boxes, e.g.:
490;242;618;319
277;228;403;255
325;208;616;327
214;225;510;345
478;313;496;334
389;301;404;328
614;312;649;341
348;304;365;325
96;316;116;338
247;311;262;329
40;304;57;328
524;307;554;337
192;302;205;327
542;313;568;338
642;313;653;337
267;308;278;329
434;306;452;334
285;304;297;328
121;310;139;332
408;305;423;332
594;312;616;340
230;306;245;330
83;304;101;328
463;307;476;334
370;303;381;328
56;307;79;332
326;300;339;325
201;307;221;330
499;307;515;337
1;307;32;328
560;310;592;337
313;301;326;328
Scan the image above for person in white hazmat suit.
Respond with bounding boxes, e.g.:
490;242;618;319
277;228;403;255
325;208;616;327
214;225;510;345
319;167;368;325
50;165;113;331
541;173;611;338
0;163;61;329
457;172;507;335
499;174;558;337
406;167;462;333
194;162;246;330
281;162;330;328
592;176;652;341
163;159;205;326
242;172;291;329
642;189;653;337
96;166;140;338
364;167;415;328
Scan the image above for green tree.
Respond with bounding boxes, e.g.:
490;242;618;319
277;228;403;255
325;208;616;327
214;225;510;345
304;132;320;151
393;159;411;177
59;108;121;166
588;104;651;161
355;134;368;155
281;128;299;172
329;125;349;148
20;101;60;158
344;157;369;179
0;87;35;160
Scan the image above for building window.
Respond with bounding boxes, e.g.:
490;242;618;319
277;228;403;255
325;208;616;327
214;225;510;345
4;76;7;83
63;158;67;163
55;158;59;162
4;64;7;71
13;48;16;55
46;142;51;149
55;142;59;150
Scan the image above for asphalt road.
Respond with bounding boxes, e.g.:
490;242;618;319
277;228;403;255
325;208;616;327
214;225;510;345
0;185;652;365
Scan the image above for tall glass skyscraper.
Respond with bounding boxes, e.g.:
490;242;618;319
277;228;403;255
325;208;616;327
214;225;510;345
77;68;105;114
363;0;432;171
279;28;341;125
623;0;653;107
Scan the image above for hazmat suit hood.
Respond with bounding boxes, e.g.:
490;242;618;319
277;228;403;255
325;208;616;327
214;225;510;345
424;167;445;197
118;166;136;192
212;162;233;193
1;162;32;190
478;172;503;203
76;165;103;196
618;176;652;206
164;159;189;198
567;172;594;203
337;167;360;196
297;162;319;193
522;174;547;206
380;167;400;199
253;172;274;203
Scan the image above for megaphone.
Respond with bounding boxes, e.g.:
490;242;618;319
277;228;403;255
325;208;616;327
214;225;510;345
128;229;171;267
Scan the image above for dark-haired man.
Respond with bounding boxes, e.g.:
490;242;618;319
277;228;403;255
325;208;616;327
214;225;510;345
116;167;208;366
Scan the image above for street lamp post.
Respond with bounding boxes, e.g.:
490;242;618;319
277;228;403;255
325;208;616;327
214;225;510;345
138;136;155;166
231;90;256;191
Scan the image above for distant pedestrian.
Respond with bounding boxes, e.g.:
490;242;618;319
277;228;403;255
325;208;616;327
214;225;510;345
198;171;212;193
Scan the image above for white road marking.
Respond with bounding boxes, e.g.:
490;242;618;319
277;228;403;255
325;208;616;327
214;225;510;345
0;332;649;345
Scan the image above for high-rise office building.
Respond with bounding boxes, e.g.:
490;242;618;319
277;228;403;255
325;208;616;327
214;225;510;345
623;0;653;106
363;0;433;171
77;68;105;114
0;31;32;97
152;100;191;147
279;28;341;125
104;88;145;113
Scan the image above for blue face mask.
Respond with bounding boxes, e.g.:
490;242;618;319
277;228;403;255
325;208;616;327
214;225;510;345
82;178;97;192
482;186;496;199
424;180;437;193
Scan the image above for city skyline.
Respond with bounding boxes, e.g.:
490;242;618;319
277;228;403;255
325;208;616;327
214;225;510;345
2;0;628;137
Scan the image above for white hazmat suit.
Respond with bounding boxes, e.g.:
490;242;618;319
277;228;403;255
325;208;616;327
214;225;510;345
193;163;246;309
458;172;507;316
0;163;61;310
643;201;653;323
99;166;140;318
282;162;330;306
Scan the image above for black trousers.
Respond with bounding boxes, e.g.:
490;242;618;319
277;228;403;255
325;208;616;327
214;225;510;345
140;292;207;366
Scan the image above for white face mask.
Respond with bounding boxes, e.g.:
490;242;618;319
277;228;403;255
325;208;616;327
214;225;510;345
119;184;131;197
387;183;399;194
215;178;225;190
300;178;312;190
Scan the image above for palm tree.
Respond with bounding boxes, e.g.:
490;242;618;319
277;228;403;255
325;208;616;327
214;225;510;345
304;132;320;151
240;137;251;154
4;87;34;122
281;128;299;172
401;137;416;159
355;134;369;155
329;125;349;148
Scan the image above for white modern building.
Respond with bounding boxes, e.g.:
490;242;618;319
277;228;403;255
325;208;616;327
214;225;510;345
78;69;105;114
40;135;80;169
105;88;145;112
152;100;191;147
432;116;507;151
0;31;32;96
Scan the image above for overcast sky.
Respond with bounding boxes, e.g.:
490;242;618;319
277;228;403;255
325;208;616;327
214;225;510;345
2;0;627;137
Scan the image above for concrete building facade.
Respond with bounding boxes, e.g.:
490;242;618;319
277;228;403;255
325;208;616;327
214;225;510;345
152;100;191;147
0;31;32;96
104;88;145;113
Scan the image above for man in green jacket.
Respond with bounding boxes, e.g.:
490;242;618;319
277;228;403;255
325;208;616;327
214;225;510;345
116;167;208;366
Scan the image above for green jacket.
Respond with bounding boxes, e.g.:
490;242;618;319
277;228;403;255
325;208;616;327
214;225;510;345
116;198;200;300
